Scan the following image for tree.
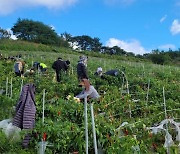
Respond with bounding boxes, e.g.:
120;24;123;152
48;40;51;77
11;18;60;45
111;46;127;55
91;37;102;52
0;27;10;39
72;35;102;51
61;32;72;41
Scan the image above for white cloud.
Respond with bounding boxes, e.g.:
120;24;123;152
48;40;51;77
170;19;180;35
0;0;78;15
106;38;149;55
104;0;136;6
158;44;176;50
160;15;167;23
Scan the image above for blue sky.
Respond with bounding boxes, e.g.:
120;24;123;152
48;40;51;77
0;0;180;54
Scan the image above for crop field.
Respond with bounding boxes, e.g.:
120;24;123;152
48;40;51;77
0;50;180;153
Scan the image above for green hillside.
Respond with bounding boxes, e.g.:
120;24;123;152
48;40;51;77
0;42;180;153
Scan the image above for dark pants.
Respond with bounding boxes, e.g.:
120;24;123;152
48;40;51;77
41;68;47;72
56;70;61;82
15;72;21;76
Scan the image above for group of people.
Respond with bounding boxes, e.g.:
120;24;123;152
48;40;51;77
13;59;48;77
12;54;120;101
50;56;100;101
1;53;123;148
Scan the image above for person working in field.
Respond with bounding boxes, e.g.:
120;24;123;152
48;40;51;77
94;67;119;79
94;67;103;76
75;78;100;154
65;60;70;68
64;60;70;73
14;59;25;77
52;57;68;82
33;62;40;70
75;79;100;101
77;55;88;81
39;62;47;72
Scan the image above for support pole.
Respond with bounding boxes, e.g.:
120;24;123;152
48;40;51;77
84;97;88;154
39;89;46;154
20;79;23;92
146;79;150;106
126;75;131;118
6;77;8;96
121;76;125;95
40;139;45;154
163;87;170;154
10;78;13;98
90;103;98;154
42;89;46;124
71;66;74;75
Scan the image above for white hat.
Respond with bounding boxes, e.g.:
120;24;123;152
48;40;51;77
97;67;103;73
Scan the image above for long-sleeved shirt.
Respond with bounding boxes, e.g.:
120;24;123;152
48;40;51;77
77;62;88;80
76;85;100;99
105;69;119;76
52;59;68;71
40;63;47;68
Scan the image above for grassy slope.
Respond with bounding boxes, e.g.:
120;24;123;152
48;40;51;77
0;40;180;153
0;39;151;63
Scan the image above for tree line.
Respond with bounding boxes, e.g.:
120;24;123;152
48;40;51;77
0;18;179;66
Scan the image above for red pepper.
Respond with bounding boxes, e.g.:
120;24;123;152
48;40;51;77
124;129;128;135
152;143;157;150
122;96;124;100
43;132;47;141
58;111;61;116
149;132;153;138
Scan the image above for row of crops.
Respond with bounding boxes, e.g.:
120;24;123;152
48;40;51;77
0;50;180;153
